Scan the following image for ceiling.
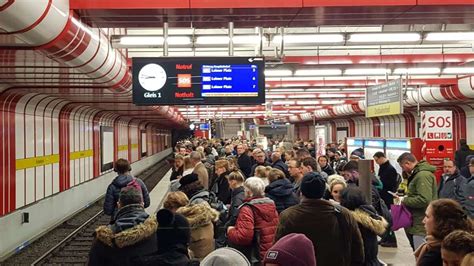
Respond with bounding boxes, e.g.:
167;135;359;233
1;0;474;125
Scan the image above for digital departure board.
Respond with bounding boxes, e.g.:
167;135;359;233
132;57;265;105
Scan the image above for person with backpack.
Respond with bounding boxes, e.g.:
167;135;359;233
373;151;400;248
227;177;279;265
103;159;150;222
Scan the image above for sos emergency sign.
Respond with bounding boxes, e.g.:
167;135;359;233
422;111;453;141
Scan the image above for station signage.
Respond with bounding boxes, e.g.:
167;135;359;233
365;79;403;118
132;57;265;105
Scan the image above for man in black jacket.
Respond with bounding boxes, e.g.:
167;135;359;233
271;152;291;180
236;144;252;178
373;151;398;247
455;139;474;169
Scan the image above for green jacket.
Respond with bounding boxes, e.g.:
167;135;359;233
402;161;437;235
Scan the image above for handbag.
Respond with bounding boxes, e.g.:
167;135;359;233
390;204;412;231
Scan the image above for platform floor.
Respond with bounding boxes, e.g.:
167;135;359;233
379;230;416;266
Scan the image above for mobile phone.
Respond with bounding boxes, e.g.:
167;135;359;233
388;191;398;197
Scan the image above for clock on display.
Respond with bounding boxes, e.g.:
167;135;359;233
138;63;167;91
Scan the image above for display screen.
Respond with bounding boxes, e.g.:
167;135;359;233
199;123;210;130
132;57;265;105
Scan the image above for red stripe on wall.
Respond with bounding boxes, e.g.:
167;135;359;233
0;0;52;35
114;118;119;161
371;117;381;137
348;119;355;137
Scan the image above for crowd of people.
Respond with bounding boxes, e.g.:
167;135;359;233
88;137;474;266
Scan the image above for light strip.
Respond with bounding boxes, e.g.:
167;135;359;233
442;67;474;74
120;36;163;45
348;33;420;43
344;68;391;75
266;95;287;99
393;68;440;75
233;35;267;44
273;34;344;44
425;32;474;41
294;69;342;76
265;69;293;77
322;100;345;104
296;100;320;105
196;36;229;44
305;88;341;92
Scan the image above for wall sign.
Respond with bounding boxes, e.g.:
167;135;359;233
366;79;403;118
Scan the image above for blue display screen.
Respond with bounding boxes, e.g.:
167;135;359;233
201;64;259;97
364;139;384;148
199;123;210;130
386;140;410;149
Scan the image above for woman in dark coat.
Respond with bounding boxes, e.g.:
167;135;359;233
211;159;232;204
226;170;246;227
340;187;388;266
265;169;298;213
170;155;185;181
318;155;335;177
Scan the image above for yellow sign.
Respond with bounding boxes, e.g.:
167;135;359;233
70;149;94;160
16;154;60;170
366;102;402;118
131;143;139;149
118;145;128;151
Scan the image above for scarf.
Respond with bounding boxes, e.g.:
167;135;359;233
414;235;441;266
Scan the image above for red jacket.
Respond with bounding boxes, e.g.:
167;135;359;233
227;197;279;260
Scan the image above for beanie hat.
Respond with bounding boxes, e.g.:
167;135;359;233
156;209;191;251
119;179;143;205
179;173;199;186
201;247;250;266
300;172;326;199
263;233;316;266
336;151;343;156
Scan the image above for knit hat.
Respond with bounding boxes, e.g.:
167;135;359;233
201;247;250;266
263;233;316;266
179;173;199;186
119;179;143;205
156;209;191;250
336;151;343;156
300;172;326;199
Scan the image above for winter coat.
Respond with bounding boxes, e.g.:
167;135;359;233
189;190;211;205
193;162;209;189
321;164;335;176
462;176;474;218
414;235;442;266
211;171;231;205
265;179;298;213
402;161;438;236
227;197;279;261
238;153;253;178
350;205;388;266
272;159;291;179
455;144;474;169
171;166;184;181
275;198;364;266
132;244;191;266
377;160;399;206
438;170;467;204
250;161;271;177
226;186;245;227
88;205;158;266
177;203;219;260
103;175;150;219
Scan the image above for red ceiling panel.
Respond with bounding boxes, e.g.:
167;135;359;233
190;0;303;8
417;0;474;5
303;0;416;7
70;0;189;9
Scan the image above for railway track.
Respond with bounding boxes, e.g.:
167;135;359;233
30;158;171;265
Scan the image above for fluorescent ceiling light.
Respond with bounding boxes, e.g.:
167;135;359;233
305;88;341;92
344;68;391;75
281;83;311;87
342;88;366;91
167;36;192;45
233;35;266;44
348;94;364;97
348;33;420;43
294;69;342;76
266;95;286;99
296;100;320;105
442;67;474;74
287;94;317;98
393;68;440;74
270;89;304;92
289;110;306;113
273;34;344;44
322;100;344;104
425;32;474;41
120;36;163;45
317;94;345;98
265;69;293;77
196;36;229;44
272;100;295;105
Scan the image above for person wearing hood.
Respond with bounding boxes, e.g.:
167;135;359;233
227;177;279;264
103;159;150;221
455;139;474;170
265;169;298;213
177;203;220;260
133;209;194;266
89;181;157;265
179;173;210;205
341;187;388;266
397;152;438;251
318;155;335;177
